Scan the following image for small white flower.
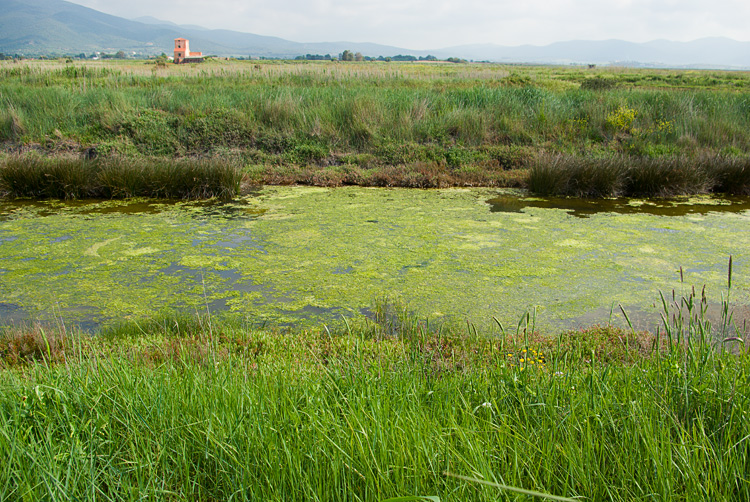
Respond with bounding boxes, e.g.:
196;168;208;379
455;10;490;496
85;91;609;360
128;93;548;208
473;401;493;413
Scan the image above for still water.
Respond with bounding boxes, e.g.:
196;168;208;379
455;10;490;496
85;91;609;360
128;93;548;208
1;187;748;332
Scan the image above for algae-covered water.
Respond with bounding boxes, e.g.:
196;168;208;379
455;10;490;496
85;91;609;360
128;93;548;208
1;187;749;332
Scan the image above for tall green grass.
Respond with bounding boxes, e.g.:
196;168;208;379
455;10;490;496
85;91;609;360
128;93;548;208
1;279;748;501
3;62;750;163
4;62;750;194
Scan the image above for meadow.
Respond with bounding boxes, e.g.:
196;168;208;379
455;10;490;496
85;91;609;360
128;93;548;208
1;284;750;501
2;59;750;196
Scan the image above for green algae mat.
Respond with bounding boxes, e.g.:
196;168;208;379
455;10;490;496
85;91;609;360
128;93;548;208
1;187;749;331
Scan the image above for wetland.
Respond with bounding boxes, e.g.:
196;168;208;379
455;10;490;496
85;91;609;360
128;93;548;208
3;61;750;501
1;186;748;332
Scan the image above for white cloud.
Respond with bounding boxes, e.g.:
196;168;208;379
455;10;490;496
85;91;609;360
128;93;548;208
67;0;750;48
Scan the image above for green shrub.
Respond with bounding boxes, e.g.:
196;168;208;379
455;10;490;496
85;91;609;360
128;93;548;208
481;145;533;170
580;77;617;91
283;142;330;165
179;109;255;152
120;110;182;156
444;147;474;168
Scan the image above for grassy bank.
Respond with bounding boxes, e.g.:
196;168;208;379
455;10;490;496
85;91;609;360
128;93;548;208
2;60;750;196
1;290;748;501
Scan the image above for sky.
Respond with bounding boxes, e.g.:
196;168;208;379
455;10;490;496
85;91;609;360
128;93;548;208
67;0;750;49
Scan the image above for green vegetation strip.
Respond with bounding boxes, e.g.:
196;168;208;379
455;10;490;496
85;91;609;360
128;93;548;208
1;297;748;501
2;61;750;195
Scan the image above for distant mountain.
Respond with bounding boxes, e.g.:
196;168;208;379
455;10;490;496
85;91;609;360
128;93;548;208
0;0;415;57
1;0;749;67
131;16;180;28
434;37;750;68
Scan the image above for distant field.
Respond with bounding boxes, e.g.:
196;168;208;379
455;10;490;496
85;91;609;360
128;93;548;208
1;59;750;193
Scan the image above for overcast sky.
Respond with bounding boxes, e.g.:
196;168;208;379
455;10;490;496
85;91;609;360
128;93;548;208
67;0;750;49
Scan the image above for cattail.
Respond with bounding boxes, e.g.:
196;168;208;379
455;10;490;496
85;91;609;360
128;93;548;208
728;255;733;290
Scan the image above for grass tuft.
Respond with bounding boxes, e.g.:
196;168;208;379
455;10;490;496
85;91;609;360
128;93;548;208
0;155;242;200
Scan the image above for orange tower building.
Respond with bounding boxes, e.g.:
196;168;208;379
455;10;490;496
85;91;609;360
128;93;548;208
174;38;203;63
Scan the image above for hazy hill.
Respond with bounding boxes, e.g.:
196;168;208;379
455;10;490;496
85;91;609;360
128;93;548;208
0;0;413;58
1;0;749;67
435;38;750;67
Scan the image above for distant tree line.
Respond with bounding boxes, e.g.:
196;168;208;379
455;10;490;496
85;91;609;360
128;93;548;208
294;52;451;63
4;50;468;63
22;51;153;60
295;54;336;61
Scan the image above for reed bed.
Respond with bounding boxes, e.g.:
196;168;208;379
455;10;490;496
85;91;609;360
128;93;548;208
0;275;748;501
0;156;242;199
529;153;750;197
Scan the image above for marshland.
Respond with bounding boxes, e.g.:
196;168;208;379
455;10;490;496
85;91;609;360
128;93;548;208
2;59;750;501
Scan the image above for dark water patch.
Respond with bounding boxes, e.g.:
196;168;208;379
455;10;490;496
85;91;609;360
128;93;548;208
487;194;750;218
0;304;105;333
648;227;680;234
213;230;266;252
182;199;267;220
0;200;60;220
0;302;29;325
0;197;266;221
399;260;432;274
160;263;245;285
332;266;353;275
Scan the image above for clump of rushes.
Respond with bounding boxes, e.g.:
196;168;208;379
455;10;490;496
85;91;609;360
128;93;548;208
528;153;750;198
705;154;750;195
528;154;627;197
624;155;713;197
0;156;242;200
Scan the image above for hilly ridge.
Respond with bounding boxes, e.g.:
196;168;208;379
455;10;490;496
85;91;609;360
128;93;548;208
1;0;750;67
0;0;413;58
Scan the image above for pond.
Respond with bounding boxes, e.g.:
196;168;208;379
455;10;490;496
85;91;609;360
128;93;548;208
1;187;748;333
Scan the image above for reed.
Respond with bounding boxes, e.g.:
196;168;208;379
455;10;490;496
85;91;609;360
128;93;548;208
0;156;242;200
624;155;714;197
528;154;627;197
705;154;750;195
527;153;750;198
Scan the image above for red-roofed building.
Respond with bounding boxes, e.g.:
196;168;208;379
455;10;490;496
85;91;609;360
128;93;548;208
174;38;204;64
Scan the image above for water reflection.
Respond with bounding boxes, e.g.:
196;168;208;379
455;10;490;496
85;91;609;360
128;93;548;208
0;197;266;221
486;194;750;218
